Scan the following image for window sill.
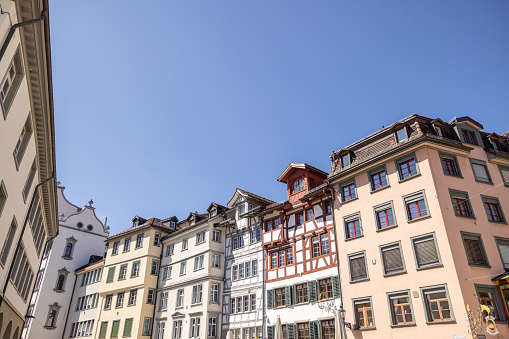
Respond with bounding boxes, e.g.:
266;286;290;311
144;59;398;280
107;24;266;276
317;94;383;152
425;319;456;325
407;215;431;224
416;263;443;271
111;253;118;256
383;270;407;278
355;326;376;331
390;323;416;328
487;220;508;225
127;304;136;307
341;197;358;205
370;185;391;194
195;242;205;246
474;179;494;185
43;326;56;330
182;248;188;251
398;173;421;183
135;246;143;250
175;306;183;309
131;275;139;278
376;225;398;233
122;250;130;253
454;215;476;220
442;173;463;179
118;278;126;281
53;289;65;293
62;256;73;260
193;267;204;272
345;235;364;242
350;278;370;284
468;263;491;269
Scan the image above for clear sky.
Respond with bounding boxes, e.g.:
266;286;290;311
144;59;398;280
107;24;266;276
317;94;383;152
50;0;509;234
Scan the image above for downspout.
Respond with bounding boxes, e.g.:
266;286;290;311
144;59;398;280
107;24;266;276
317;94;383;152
0;173;55;310
59;266;79;339
0;11;47;63
150;238;164;337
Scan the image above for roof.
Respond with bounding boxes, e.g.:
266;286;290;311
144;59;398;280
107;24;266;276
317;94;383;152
206;202;229;213
277;163;328;183
107;217;175;241
227;188;275;207
450;116;484;129
302;183;330;199
75;257;104;273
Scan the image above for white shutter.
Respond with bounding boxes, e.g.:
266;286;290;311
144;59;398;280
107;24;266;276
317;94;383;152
472;164;489;182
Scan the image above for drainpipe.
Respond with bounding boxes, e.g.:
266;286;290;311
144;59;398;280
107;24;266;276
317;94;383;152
0;11;47;63
0;173;55;311
149;244;164;337
59;266;79;339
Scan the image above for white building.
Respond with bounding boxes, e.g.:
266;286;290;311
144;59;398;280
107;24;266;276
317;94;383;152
23;185;109;339
220;189;274;339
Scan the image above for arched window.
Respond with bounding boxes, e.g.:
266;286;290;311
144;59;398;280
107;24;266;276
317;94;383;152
56;275;65;290
46;310;56;327
64;243;73;257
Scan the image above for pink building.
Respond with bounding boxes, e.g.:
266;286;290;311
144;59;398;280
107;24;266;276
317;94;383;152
328;114;509;338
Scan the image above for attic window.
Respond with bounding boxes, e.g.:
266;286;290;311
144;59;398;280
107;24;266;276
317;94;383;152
461;130;478;146
210;210;217;217
133;220;139;228
170;221;176;230
293;179;305;194
341;154;350;168
435;126;444;137
395;128;407;143
491;140;501;152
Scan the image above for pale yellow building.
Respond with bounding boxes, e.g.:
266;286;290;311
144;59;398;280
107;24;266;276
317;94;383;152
95;217;177;339
0;0;58;338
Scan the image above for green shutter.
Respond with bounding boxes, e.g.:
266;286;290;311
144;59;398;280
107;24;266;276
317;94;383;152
123;318;133;337
285;285;293;306
111;320;120;338
267;289;274;309
287;323;295;339
99;322;108;338
332;275;341;298
309;320;320;339
308;280;317;302
267;325;274;339
107;267;115;282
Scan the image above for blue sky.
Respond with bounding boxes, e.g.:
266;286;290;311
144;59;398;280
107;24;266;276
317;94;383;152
50;0;509;234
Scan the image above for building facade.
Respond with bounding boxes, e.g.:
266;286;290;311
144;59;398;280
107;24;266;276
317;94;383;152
329;114;509;338
260;163;341;339
0;0;58;338
220;189;274;339
23;185;109;339
154;208;225;339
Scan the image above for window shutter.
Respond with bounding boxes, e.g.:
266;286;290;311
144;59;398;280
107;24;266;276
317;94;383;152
285;285;293;306
499;243;509;268
464;238;485;265
267;289;274;309
99;322;108;338
350;257;366;280
501;168;509;183
309;320;319;339
332;275;340;298
383;247;403;274
107;267;115;282
123;319;133;337
472;164;489;182
267;325;274;339
111;320;120;337
308;280;317;302
287;323;295;339
415;237;439;266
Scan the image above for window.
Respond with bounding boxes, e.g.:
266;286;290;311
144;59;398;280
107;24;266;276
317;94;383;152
181;238;188;251
403;190;429;221
306;209;313;221
237;234;244;248
155;322;165;339
295;283;308;304
232;265;238;280
240;263;245;278
147;289;155;304
149;260;159;275
190;317;201;338
45;307;58;328
166;244;174;256
158;291;168;310
118;264;127;280
341;153;350;168
13;114;33;169
297;212;304;225
326;201;332;214
250;294;256;311
311;237;320;258
440;154;461;177
63;238;76;259
499;165;509;186
135;233;144;248
111;320;120;338
279;251;285;267
212;229;221;242
0;218;16;265
348;252;368;282
297;323;309;339
143;318;153;336
318;278;333;300
210;283;219;303
353;298;374;329
131;261;140;277
0;181;6;218
106;267;115;283
380;242;405;276
447;189;473;218
275;287;285;307
470;158;492;183
22;160;36;202
476;285;502;320
482;196;506;223
320;319;335;339
461;232;489;266
104;295;112;309
421;285;453;322
491;139;501;152
11;243;34;301
397;156;418;181
194;255;204;270
162;265;172;280
395;127;406;143
293;179;305;193
344;213;362;239
411;233;441;269
191;285;203;305
196;231;206;244
99;321;108;338
252;260;258;276
370;168;388;191
244;295;249;312
238;204;246;215
1;48;24;118
55;273;66;291
496;237;509;270
388;291;414;325
435;125;444;137
373;201;396;230
461;129;478;145
286;248;293;264
265;220;272;232
212;254;221;268
208;317;218;338
128;290;137;305
237;297;242;313
173;320;182;339
154;232;161;246
112;241;119;255
116;292;124;308
246;261;251;277
180;261;187;275
341;181;357;202
124;237;131;251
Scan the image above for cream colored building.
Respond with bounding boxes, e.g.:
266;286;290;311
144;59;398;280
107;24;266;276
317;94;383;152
0;0;57;338
154;206;227;339
95;217;177;339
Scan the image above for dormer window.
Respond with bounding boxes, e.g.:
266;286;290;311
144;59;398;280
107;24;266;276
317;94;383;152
133;220;139;228
395;128;407;143
169;221;176;230
461;130;478;146
491;139;501;152
210;210;217;217
293;179;305;194
341;154;350;168
435;126;444;137
238;204;246;216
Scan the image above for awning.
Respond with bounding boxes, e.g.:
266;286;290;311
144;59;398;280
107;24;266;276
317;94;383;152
491;273;509;284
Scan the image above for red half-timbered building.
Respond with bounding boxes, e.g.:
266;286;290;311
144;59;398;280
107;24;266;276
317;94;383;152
260;163;341;339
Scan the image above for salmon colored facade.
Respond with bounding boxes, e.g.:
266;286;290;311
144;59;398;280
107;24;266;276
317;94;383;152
329;114;509;339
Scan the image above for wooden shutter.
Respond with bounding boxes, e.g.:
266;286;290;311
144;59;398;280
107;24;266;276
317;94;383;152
123;318;133;337
287;323;295;339
111;320;120;337
99;322;108;338
267;289;274;309
383;246;403;274
472;163;489;182
308;280;317;302
267;325;274;339
285;285;293;306
107;267;115;282
414;236;439;266
309;320;320;339
332;275;340;298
